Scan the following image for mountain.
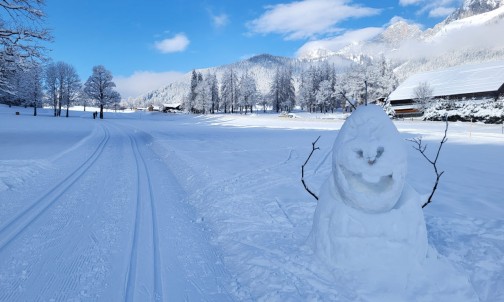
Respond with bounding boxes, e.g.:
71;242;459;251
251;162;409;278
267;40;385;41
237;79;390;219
140;54;352;107
141;0;504;107
445;0;504;23
140;54;297;106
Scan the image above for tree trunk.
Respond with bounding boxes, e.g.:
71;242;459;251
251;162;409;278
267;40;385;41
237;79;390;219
100;104;104;119
33;102;37;116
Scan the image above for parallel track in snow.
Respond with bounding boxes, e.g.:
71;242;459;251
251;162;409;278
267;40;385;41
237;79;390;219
0;126;110;252
124;132;164;302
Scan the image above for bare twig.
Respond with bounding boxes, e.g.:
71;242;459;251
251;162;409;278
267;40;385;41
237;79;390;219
407;119;448;208
302;136;321;201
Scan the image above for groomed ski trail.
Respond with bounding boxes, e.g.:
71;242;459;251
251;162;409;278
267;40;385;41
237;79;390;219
0;120;235;301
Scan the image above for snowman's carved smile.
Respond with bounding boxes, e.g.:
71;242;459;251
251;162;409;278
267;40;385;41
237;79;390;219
339;165;394;194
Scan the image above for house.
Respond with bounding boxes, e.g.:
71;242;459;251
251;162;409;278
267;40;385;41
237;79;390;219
388;60;504;117
162;103;181;112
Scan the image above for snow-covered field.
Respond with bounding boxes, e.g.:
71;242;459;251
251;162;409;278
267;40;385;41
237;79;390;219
0;105;503;301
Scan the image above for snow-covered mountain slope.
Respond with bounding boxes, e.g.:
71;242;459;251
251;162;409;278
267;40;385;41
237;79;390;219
141;54;351;107
445;0;504;23
140;54;294;106
431;5;504;39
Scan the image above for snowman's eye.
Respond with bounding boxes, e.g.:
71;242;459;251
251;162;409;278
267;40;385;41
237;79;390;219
355;150;363;158
376;147;384;158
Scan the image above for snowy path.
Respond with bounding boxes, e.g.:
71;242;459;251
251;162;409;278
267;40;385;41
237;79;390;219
0;118;234;301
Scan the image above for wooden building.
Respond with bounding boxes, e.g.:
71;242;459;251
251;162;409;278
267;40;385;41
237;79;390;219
388;60;504;117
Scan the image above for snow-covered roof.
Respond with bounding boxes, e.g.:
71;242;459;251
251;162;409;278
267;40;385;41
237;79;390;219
388;60;504;101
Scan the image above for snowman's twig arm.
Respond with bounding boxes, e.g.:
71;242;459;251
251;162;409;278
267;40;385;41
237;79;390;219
407;120;448;208
302;136;321;201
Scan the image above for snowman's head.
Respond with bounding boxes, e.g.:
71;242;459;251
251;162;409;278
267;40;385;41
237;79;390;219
332;105;407;213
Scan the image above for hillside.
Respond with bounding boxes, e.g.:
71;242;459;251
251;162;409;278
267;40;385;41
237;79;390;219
140;54;352;107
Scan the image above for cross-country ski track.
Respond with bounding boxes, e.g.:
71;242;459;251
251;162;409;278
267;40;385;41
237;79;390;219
0;119;234;301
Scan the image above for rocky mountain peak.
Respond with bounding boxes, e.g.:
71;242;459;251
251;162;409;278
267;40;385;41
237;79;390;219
446;0;504;23
376;20;423;47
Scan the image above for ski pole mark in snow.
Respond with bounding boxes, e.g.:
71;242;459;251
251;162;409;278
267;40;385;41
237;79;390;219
0;126;110;252
124;131;163;302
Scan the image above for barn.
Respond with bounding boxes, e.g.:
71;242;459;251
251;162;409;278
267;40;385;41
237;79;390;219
388;60;504;117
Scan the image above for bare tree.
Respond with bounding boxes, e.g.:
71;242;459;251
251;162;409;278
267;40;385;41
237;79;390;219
413;81;434;112
44;62;58;116
44;61;81;117
84;65;120;119
60;63;81;117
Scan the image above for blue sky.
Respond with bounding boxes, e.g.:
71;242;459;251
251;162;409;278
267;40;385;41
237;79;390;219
45;0;463;98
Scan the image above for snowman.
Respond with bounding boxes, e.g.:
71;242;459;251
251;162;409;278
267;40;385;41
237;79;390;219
309;105;476;300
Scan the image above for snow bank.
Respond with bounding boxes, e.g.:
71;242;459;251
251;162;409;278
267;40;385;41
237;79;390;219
309;105;477;300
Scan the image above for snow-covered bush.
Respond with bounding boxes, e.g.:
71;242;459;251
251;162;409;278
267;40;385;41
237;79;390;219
423;98;504;123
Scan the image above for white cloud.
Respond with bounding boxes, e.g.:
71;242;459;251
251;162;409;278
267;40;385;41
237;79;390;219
296;27;383;57
387;15;424;29
428;6;456;17
212;13;229;28
415;0;462;18
154;33;190;53
114;71;185;98
248;0;380;40
399;0;422;6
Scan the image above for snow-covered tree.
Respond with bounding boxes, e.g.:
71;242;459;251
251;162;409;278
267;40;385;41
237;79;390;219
298;63;339;113
256;92;268;113
270;67;295;113
84;65;120;119
315;79;333;113
44;62;59;116
209;73;220;113
221;68;238;113
59;62;81;117
336;57;398;109
43;61;81;117
238;71;257;114
77;89;93;111
186;69;204;113
16;64;43;116
0;0;51;96
297;67;316;112
193;74;213;114
413;81;434;112
372;56;398;101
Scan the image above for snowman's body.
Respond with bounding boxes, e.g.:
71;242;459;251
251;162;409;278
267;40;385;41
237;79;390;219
311;177;427;273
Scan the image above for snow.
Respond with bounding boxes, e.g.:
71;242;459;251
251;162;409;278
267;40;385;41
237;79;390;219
388;60;504;101
0;104;503;301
